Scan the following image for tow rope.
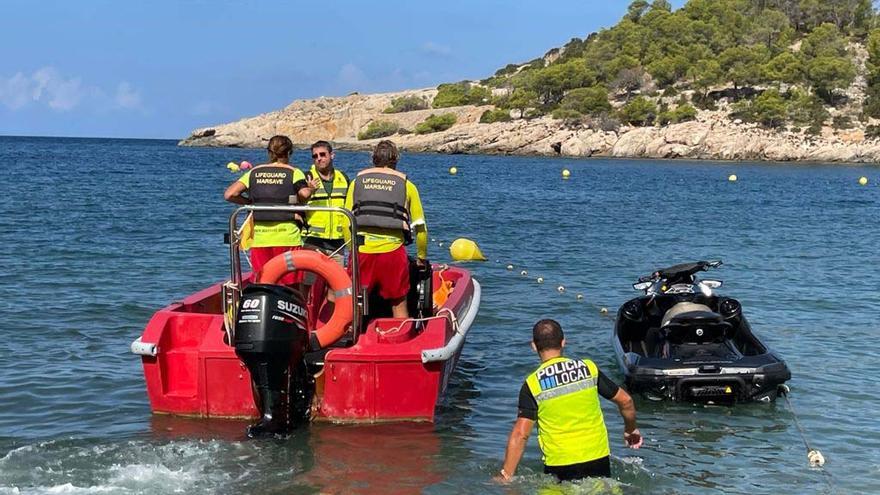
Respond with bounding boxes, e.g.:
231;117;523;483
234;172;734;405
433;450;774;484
433;235;835;492
779;385;834;492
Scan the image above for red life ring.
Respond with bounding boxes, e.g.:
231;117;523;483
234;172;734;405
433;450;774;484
257;249;353;350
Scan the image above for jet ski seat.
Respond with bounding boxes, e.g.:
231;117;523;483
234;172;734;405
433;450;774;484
660;302;732;345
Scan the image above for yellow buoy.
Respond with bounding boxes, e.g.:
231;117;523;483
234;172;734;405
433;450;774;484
728;174;737;182
227;161;240;172
449;238;486;261
449;166;458;175
562;169;571;179
859;176;868;185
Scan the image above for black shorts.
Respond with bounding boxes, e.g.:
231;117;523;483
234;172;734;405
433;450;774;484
544;456;611;481
303;237;346;254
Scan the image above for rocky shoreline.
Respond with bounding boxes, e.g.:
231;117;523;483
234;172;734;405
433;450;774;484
180;88;880;163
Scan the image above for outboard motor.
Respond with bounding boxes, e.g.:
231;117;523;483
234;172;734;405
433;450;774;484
234;284;311;437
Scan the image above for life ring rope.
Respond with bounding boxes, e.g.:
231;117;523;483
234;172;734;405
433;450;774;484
257;249;354;351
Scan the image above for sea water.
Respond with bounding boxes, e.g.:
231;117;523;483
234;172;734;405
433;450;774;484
0;136;878;494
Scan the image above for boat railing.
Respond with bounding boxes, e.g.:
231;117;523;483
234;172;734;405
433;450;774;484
224;205;362;342
421;279;481;363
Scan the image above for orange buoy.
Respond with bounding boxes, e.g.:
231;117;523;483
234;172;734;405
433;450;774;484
258;250;353;350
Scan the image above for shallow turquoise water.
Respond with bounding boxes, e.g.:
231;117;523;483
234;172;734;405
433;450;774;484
0;136;878;494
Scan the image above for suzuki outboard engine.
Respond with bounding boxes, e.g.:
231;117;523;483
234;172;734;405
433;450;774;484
234;284;311;437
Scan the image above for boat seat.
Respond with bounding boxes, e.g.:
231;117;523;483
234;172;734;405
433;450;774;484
662;318;731;345
643;327;665;358
660;302;730;344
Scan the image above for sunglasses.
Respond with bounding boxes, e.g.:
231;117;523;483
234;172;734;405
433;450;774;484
311;151;328;159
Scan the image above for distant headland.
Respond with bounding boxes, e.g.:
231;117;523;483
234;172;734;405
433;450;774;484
181;0;880;163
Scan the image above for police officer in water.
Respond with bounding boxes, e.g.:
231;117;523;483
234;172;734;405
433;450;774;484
497;319;643;483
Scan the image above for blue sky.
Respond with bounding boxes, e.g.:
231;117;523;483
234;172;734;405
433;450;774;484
0;1;682;139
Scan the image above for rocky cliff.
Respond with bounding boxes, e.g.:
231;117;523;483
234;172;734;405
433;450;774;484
180;88;880;163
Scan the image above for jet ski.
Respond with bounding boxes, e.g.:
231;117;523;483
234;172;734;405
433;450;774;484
612;260;791;403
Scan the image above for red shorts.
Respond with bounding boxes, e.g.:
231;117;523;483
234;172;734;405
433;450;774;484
353;246;410;300
250;246;304;285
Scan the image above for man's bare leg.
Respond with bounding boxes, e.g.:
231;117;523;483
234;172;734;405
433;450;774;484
390;297;409;319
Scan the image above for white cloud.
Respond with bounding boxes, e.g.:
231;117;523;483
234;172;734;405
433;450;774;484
0;72;31;109
114;82;142;110
47;78;83;111
0;67;142;112
420;41;452;57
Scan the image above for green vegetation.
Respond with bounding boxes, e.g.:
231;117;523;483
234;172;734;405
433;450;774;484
434;0;878;130
551;108;584;121
558;86;612;116
414;113;457;134
619;96;658;126
383;95;428;113
658;103;697;125
357;121;400;140
433;83;491;108
480;109;512;124
506;89;540;118
731;88;830;130
864;29;880;118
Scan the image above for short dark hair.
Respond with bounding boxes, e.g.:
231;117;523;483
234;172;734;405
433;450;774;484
532;319;564;352
372;140;399;167
311;140;333;153
267;135;293;162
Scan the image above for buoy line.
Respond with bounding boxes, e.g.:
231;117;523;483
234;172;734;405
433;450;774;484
779;385;834;491
430;237;610;316
431;235;831;486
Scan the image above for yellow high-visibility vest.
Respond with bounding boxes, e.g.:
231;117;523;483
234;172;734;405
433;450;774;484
305;166;349;240
525;357;609;466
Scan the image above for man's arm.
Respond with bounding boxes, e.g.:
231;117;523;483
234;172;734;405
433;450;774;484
294;169;315;202
496;382;538;482
407;182;428;260
299;176;319;202
596;368;642;449
498;417;535;482
224;180;250;205
341;186;354;246
610;388;642;448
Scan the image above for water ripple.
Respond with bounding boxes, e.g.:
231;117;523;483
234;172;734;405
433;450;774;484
0;138;877;494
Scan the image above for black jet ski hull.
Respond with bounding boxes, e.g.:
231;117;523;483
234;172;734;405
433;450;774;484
616;351;791;402
613;294;791;403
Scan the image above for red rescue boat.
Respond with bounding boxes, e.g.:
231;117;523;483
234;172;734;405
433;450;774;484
132;205;481;425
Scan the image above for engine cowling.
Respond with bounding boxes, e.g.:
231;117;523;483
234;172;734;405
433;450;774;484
234;284;311;437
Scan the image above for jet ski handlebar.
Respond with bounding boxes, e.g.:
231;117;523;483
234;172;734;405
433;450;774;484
634;260;723;288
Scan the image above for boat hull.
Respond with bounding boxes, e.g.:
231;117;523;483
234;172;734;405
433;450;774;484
136;266;479;422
